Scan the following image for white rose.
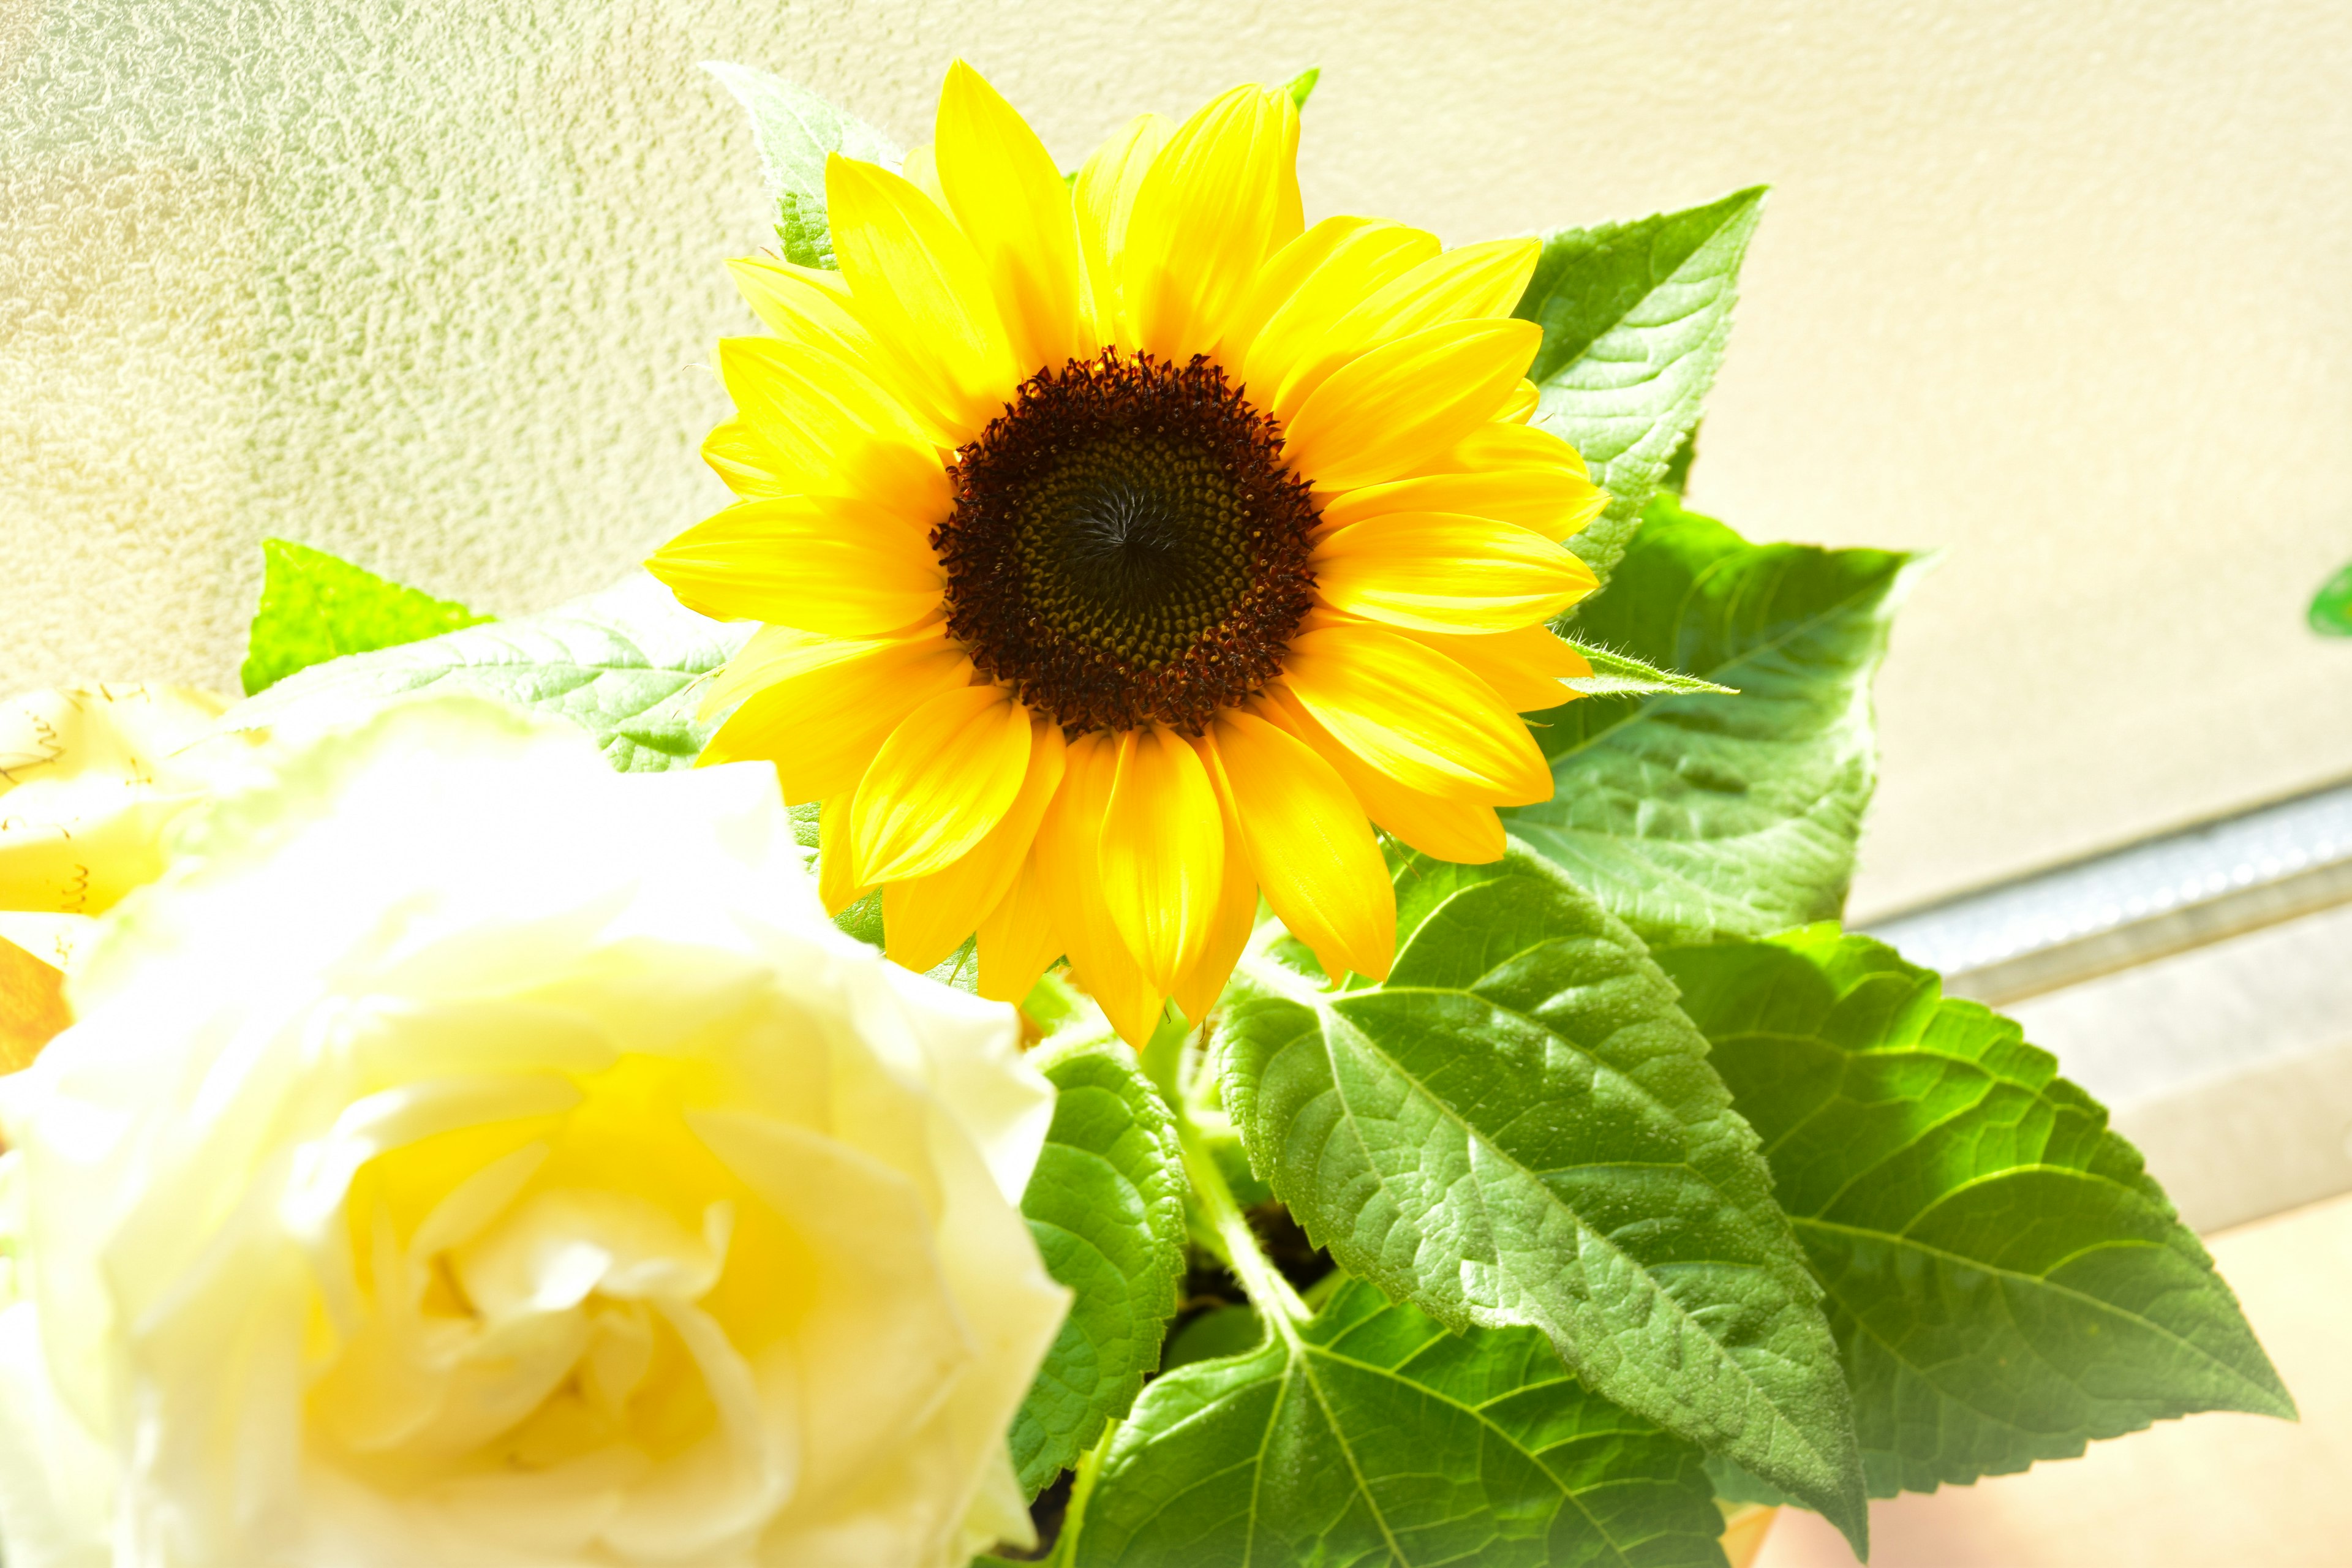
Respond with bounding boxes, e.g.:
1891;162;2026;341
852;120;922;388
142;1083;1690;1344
0;698;1068;1567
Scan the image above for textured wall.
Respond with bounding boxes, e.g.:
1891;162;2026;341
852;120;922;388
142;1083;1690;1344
7;0;2350;915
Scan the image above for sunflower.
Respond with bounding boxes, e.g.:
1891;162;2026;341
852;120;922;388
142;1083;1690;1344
650;62;1604;1044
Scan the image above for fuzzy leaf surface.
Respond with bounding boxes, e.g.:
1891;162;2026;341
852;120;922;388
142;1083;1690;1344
1662;929;2295;1497
226;575;751;772
1515;189;1763;586
240;540;491;697
1219;845;1866;1547
703;61;902;270
1073;1277;1728;1568
1509;497;1919;946
1563;643;1737;699
1013;1038;1188;1496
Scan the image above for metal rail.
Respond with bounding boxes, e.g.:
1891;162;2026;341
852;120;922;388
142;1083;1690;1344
1864;779;2352;1006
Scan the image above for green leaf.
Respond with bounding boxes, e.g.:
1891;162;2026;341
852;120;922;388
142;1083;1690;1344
1160;1303;1263;1371
2309;558;2352;635
703;61;902;271
1219;844;1868;1548
1282;66;1321;111
1514;189;1764;587
1659;427;1698;497
1507;496;1921;946
1072;1276;1730;1568
1660;928;2296;1497
1561;642;1737;699
1012;1038;1189;1497
225;575;752;772
239;540;491;697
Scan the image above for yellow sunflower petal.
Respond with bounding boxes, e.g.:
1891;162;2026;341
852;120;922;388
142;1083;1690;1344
715;337;950;514
1282;318;1542;491
853;683;1035;884
647;497;944;635
826;152;1020;439
935;61;1086;371
702;420;788;502
1310;513;1598;633
1280;623;1552;804
1171;731;1261;1025
726;256;875;361
818;790;867;915
899;141;948;207
1121;85;1295;359
1256;689;1508;864
1210;710;1393;984
1397;622;1594;713
697;622;934;719
1499;377;1540;424
1036;732;1165;1046
1273;91;1304;251
1213;215;1379;371
1314;464;1605;543
882;717;1066;972
976;851;1062;1004
1241;221;1439;409
1099;725;1224;992
701;632;970;803
1428;418;1593;475
1268;236;1540;420
730;244;967;448
1074;112;1170;349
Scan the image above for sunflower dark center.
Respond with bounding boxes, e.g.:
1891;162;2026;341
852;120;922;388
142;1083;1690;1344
932;350;1318;734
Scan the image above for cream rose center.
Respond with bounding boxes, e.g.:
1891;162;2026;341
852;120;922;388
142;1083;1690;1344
303;1051;807;1549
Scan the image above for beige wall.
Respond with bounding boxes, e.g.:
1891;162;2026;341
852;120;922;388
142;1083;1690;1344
6;0;2350;915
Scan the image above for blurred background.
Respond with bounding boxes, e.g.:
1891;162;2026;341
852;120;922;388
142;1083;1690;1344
5;2;2350;1561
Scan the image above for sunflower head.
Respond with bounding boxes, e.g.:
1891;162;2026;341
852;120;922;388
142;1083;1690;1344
649;61;1605;1044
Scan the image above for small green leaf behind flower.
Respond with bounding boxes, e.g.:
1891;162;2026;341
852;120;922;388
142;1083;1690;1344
1280;66;1320;111
239;540;492;697
2308;557;2352;635
1510;496;1922;947
1662;928;2294;1499
1070;1276;1730;1568
227;575;751;773
704;61;902;271
1514;188;1765;587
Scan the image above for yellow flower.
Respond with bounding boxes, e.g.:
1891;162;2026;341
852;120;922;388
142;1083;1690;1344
0;683;254;972
650;63;1604;1043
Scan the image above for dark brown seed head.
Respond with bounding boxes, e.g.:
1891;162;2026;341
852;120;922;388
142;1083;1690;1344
932;350;1318;735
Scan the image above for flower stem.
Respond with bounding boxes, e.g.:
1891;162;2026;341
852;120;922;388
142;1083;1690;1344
1176;1113;1308;1327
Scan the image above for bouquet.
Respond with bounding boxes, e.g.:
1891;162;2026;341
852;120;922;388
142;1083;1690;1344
0;58;2288;1568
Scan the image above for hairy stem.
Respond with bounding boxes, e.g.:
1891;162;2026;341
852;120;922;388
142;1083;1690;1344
1177;1112;1308;1327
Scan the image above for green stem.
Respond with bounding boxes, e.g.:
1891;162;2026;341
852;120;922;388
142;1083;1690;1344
1044;1417;1115;1568
1133;1003;1189;1110
1177;1115;1308;1327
